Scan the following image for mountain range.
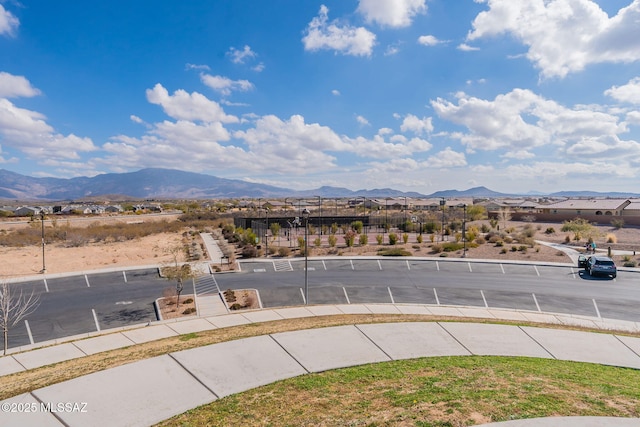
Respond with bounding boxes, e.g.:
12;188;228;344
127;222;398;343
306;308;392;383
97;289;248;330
0;168;638;201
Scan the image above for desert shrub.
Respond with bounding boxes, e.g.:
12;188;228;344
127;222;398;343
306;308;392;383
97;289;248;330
330;223;339;234
183;298;194;304
388;233;398;245
431;244;442;254
377;248;412;256
412;244;420;250
416;234;423;244
229;303;243;310
606;233;617;243
277;247;291;257
402;233;409;244
611;219;624;229
314;237;322;247
328;235;337;247
518;245;528;252
545;227;556;234
439;252;448;257
475;236;486;245
480;223;491;233
297;236;305;248
442;242;464;252
223;289;236;303
564;235;571;243
521;224;536;238
511;246;518;252
487;233;501;244
422;221;438;234
503;236;513;244
500;248;508;254
241;245;259;258
344;230;356;247
375;235;383;245
351;221;363;234
182;307;196;315
359;234;368;245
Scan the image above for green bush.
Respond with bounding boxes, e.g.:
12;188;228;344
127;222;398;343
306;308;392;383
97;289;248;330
378;248;412;256
388;233;398;245
375;235;383;245
359;234;368;245
328;235;337;247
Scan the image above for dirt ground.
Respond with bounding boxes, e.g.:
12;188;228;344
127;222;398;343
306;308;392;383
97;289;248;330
1;217;639;279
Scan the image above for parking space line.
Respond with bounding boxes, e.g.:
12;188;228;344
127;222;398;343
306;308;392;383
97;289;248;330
571;267;576;279
25;320;34;345
92;309;101;331
406;260;410;270
123;271;128;283
532;293;541;312
299;288;306;305
468;262;472;273
481;290;488;308
388;287;395;304
500;264;505;274
322;260;327;270
43;278;49;293
350;260;355;270
343;287;351;304
534;265;540;276
378;260;382;270
593;299;601;319
85;274;90;287
436;261;440;271
433;288;440;305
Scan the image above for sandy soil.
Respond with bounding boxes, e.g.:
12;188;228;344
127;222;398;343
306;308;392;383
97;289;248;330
1;218;639;279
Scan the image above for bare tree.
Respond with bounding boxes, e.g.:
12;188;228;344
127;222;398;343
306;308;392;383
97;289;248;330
1;280;40;356
497;208;512;231
162;245;195;308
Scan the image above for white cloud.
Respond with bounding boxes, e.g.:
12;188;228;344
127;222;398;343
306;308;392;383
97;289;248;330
185;63;210;71
432;88;636;163
331;89;341;96
626;111;640;125
357;0;427;28
302;5;376;57
605;77;640;104
356;115;370;126
146;83;239;123
400;114;433;135
384;45;400;56
427;147;467;168
0;72;41;98
227;45;257;64
130;115;144;124
457;43;479;51
199;73;254;97
468;0;640;79
252;63;265;72
342;134;432;159
417;35;442;46
0;4;19;37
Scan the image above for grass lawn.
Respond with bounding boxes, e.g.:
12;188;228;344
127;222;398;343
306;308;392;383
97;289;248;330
157;356;640;426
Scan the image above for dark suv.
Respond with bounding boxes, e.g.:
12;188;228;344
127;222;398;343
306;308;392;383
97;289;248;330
578;255;617;278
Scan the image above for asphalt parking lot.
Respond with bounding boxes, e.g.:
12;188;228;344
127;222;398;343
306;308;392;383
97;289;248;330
4;268;171;351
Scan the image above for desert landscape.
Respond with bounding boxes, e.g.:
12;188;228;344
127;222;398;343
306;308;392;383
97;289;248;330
1;213;639;278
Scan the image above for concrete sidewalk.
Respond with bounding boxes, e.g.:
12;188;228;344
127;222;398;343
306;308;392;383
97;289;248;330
2;304;640;426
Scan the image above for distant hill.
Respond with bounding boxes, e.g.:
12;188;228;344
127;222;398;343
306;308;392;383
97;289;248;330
3;168;633;201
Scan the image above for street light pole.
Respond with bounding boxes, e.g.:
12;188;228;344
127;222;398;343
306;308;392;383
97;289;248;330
462;204;467;258
40;210;46;274
302;208;310;305
440;197;446;242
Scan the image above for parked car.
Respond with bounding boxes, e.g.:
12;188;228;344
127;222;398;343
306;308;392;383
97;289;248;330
578;255;617;278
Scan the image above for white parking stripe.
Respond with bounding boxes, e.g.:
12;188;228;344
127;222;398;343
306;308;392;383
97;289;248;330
436;261;440;271
378;260;382;270
468;262;472;273
532;293;541;312
571;267;576;279
300;288;306;305
500;264;505;274
534;265;540;276
350;260;355;270
122;271;128;283
92;309;101;331
25;320;34;345
343;287;351;304
593;299;602;319
406;260;411;270
433;288;440;305
481;290;488;308
85;274;90;287
388;287;395;304
43;278;49;293
322;260;327;270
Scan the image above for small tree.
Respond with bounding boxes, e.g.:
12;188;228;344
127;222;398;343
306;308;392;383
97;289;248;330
351;221;364;234
1;280;40;356
270;222;281;242
344;230;356;247
163;245;195;308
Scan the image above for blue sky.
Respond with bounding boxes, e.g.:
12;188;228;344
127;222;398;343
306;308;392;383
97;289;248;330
1;0;640;194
